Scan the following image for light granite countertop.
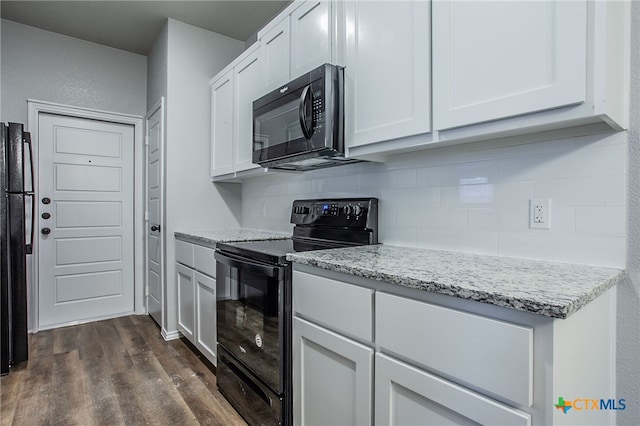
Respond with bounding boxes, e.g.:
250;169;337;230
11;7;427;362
286;245;624;319
175;229;290;247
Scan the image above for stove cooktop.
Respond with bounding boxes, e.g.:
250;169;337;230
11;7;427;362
216;237;359;265
217;198;379;265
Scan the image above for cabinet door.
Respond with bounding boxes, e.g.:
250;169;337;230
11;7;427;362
233;45;262;173
290;0;333;79
195;272;217;366
433;0;587;130
294;317;373;425
176;263;195;343
375;354;530;426
344;0;430;149
211;70;234;177
261;17;291;92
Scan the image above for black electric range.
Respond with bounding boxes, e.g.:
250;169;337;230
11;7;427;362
214;198;378;426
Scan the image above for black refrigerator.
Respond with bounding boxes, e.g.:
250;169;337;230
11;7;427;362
1;122;34;375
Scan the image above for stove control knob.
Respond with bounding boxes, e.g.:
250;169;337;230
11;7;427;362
343;205;352;216
353;205;363;216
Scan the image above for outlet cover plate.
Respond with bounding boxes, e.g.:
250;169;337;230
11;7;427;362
530;198;551;229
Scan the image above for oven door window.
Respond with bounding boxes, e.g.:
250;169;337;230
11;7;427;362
217;257;283;393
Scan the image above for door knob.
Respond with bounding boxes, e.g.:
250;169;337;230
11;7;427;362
41;227;51;235
150;225;161;232
42;197;51;204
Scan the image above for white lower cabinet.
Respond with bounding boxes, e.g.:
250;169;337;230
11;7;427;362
375;353;530;426
176;263;196;342
293;317;373;425
176;239;217;366
195;272;217;366
292;267;616;425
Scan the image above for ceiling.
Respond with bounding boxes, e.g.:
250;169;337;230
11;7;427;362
0;1;292;55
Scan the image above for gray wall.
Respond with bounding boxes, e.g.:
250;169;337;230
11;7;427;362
155;19;244;335
146;23;168;111
1;19;147;122
619;1;640;424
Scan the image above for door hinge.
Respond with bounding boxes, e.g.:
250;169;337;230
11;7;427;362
145;286;149;297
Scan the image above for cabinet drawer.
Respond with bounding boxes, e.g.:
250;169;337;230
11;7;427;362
375;353;530;426
376;292;533;407
175;240;194;268
293;271;373;343
194;245;216;278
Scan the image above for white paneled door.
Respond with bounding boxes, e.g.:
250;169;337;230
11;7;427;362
38;113;135;329
146;102;164;327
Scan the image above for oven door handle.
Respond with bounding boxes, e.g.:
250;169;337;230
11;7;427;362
215;251;283;279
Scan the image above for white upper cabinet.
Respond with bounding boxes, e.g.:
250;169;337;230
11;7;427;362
433;0;587;131
211;44;263;179
260;16;292;92
344;0;431;150
211;0;629;177
233;46;262;173
260;0;343;94
210;70;234;177
290;0;341;78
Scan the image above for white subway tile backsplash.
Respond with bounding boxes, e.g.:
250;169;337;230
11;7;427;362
416;166;441;187
441;184;496;207
498;232;625;268
498;144;625;183
532;176;625;206
493;182;533;207
468;208;499;232
437;160;498;186
575;206;626;237
361;168;417;190
242;132;627;268
544;205;577;234
497;205;530;231
416;228;499;254
380;226;417;247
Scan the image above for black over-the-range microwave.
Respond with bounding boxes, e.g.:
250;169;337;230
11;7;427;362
252;63;362;171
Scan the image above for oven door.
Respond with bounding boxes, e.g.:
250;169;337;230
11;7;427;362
215;250;286;393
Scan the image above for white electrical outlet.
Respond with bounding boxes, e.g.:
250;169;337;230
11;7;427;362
530;198;551;229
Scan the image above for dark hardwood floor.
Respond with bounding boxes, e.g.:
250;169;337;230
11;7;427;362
0;315;247;426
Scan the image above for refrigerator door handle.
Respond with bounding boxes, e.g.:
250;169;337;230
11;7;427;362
24;133;35;255
25;192;34;255
24;132;34;193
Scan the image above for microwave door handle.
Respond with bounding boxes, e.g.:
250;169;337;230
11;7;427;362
298;85;314;139
214;251;282;279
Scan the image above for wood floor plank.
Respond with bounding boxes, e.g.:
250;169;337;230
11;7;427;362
0;367;25;425
114;352;196;425
29;329;54;358
53;325;79;354
171;367;247;426
9;350;53;425
80;353;126;426
1;315;249;426
47;350;93;426
95;318;134;373
76;321;104;360
113;316;151;357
